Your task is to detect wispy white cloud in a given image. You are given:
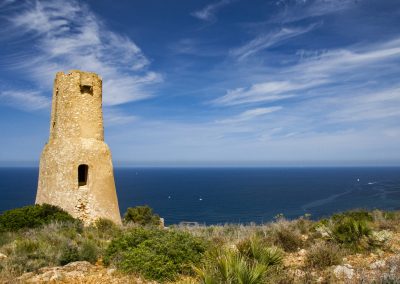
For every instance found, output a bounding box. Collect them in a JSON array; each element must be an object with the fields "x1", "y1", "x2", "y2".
[
  {"x1": 169, "y1": 38, "x2": 225, "y2": 57},
  {"x1": 0, "y1": 0, "x2": 16, "y2": 8},
  {"x1": 230, "y1": 23, "x2": 319, "y2": 60},
  {"x1": 103, "y1": 108, "x2": 137, "y2": 126},
  {"x1": 292, "y1": 42, "x2": 400, "y2": 79},
  {"x1": 215, "y1": 37, "x2": 400, "y2": 106},
  {"x1": 216, "y1": 107, "x2": 282, "y2": 124},
  {"x1": 212, "y1": 80, "x2": 325, "y2": 106},
  {"x1": 191, "y1": 0, "x2": 232, "y2": 22},
  {"x1": 3, "y1": 0, "x2": 161, "y2": 107},
  {"x1": 106, "y1": 111, "x2": 400, "y2": 165},
  {"x1": 324, "y1": 87, "x2": 400, "y2": 122},
  {"x1": 0, "y1": 90, "x2": 50, "y2": 111},
  {"x1": 274, "y1": 0, "x2": 359, "y2": 23}
]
